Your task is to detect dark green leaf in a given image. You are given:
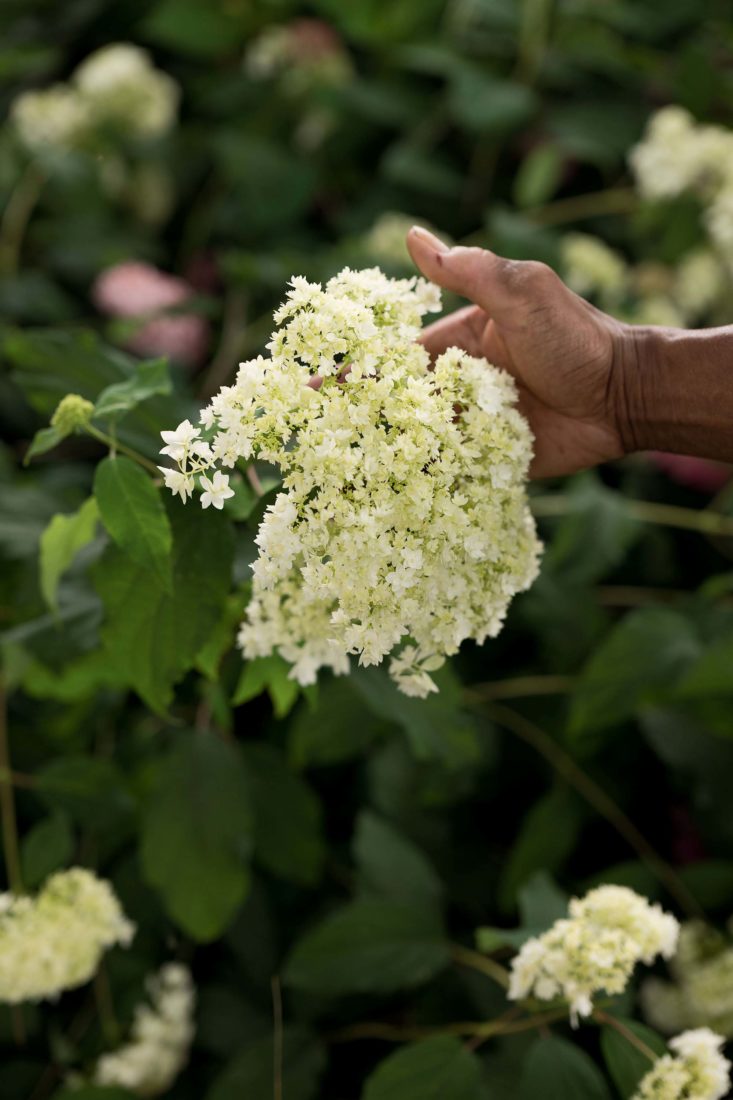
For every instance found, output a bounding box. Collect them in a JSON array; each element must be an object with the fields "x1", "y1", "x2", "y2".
[
  {"x1": 354, "y1": 810, "x2": 443, "y2": 909},
  {"x1": 363, "y1": 1037, "x2": 483, "y2": 1100},
  {"x1": 141, "y1": 732, "x2": 253, "y2": 941},
  {"x1": 288, "y1": 678, "x2": 384, "y2": 767},
  {"x1": 94, "y1": 456, "x2": 172, "y2": 589},
  {"x1": 207, "y1": 1027, "x2": 325, "y2": 1100},
  {"x1": 520, "y1": 1036, "x2": 612, "y2": 1100},
  {"x1": 498, "y1": 787, "x2": 583, "y2": 912},
  {"x1": 601, "y1": 1019, "x2": 665, "y2": 1098},
  {"x1": 285, "y1": 899, "x2": 450, "y2": 995},
  {"x1": 21, "y1": 813, "x2": 74, "y2": 890},
  {"x1": 677, "y1": 632, "x2": 733, "y2": 698},
  {"x1": 36, "y1": 757, "x2": 133, "y2": 829}
]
